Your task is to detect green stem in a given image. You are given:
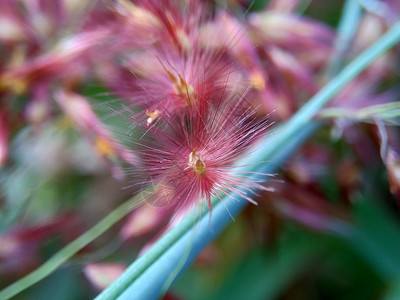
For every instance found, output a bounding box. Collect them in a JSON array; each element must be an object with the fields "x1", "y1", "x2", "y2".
[
  {"x1": 2, "y1": 16, "x2": 400, "y2": 300},
  {"x1": 325, "y1": 0, "x2": 362, "y2": 77},
  {"x1": 0, "y1": 193, "x2": 145, "y2": 300},
  {"x1": 96, "y1": 19, "x2": 400, "y2": 300},
  {"x1": 248, "y1": 19, "x2": 400, "y2": 168},
  {"x1": 95, "y1": 122, "x2": 318, "y2": 300},
  {"x1": 95, "y1": 196, "x2": 212, "y2": 299}
]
